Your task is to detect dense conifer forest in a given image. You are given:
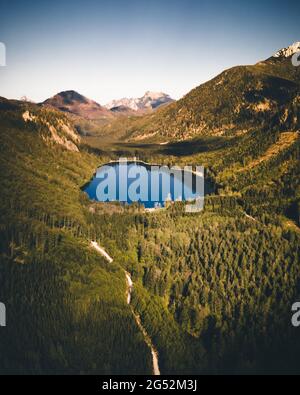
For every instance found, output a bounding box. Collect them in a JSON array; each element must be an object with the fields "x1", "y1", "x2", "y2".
[{"x1": 0, "y1": 91, "x2": 299, "y2": 374}]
